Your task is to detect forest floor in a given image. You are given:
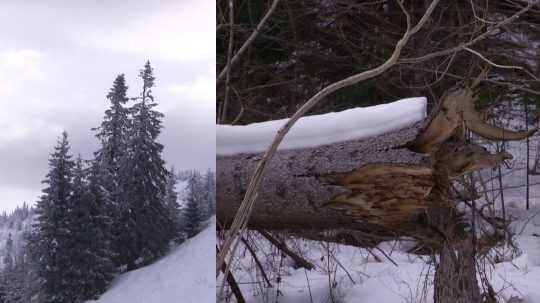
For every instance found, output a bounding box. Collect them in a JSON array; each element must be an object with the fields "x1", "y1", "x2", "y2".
[{"x1": 228, "y1": 205, "x2": 540, "y2": 303}]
